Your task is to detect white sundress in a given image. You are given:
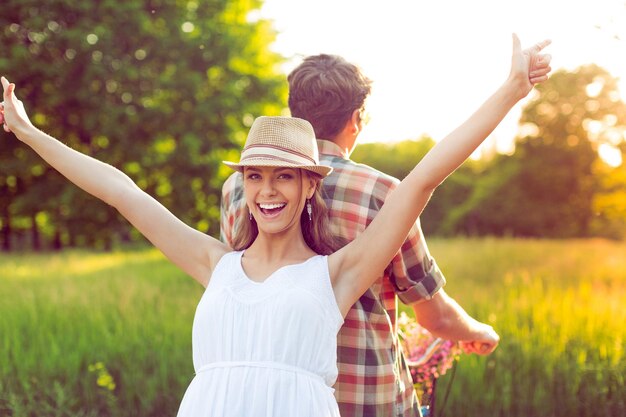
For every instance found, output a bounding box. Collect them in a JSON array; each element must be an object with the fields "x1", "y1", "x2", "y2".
[{"x1": 176, "y1": 251, "x2": 344, "y2": 417}]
